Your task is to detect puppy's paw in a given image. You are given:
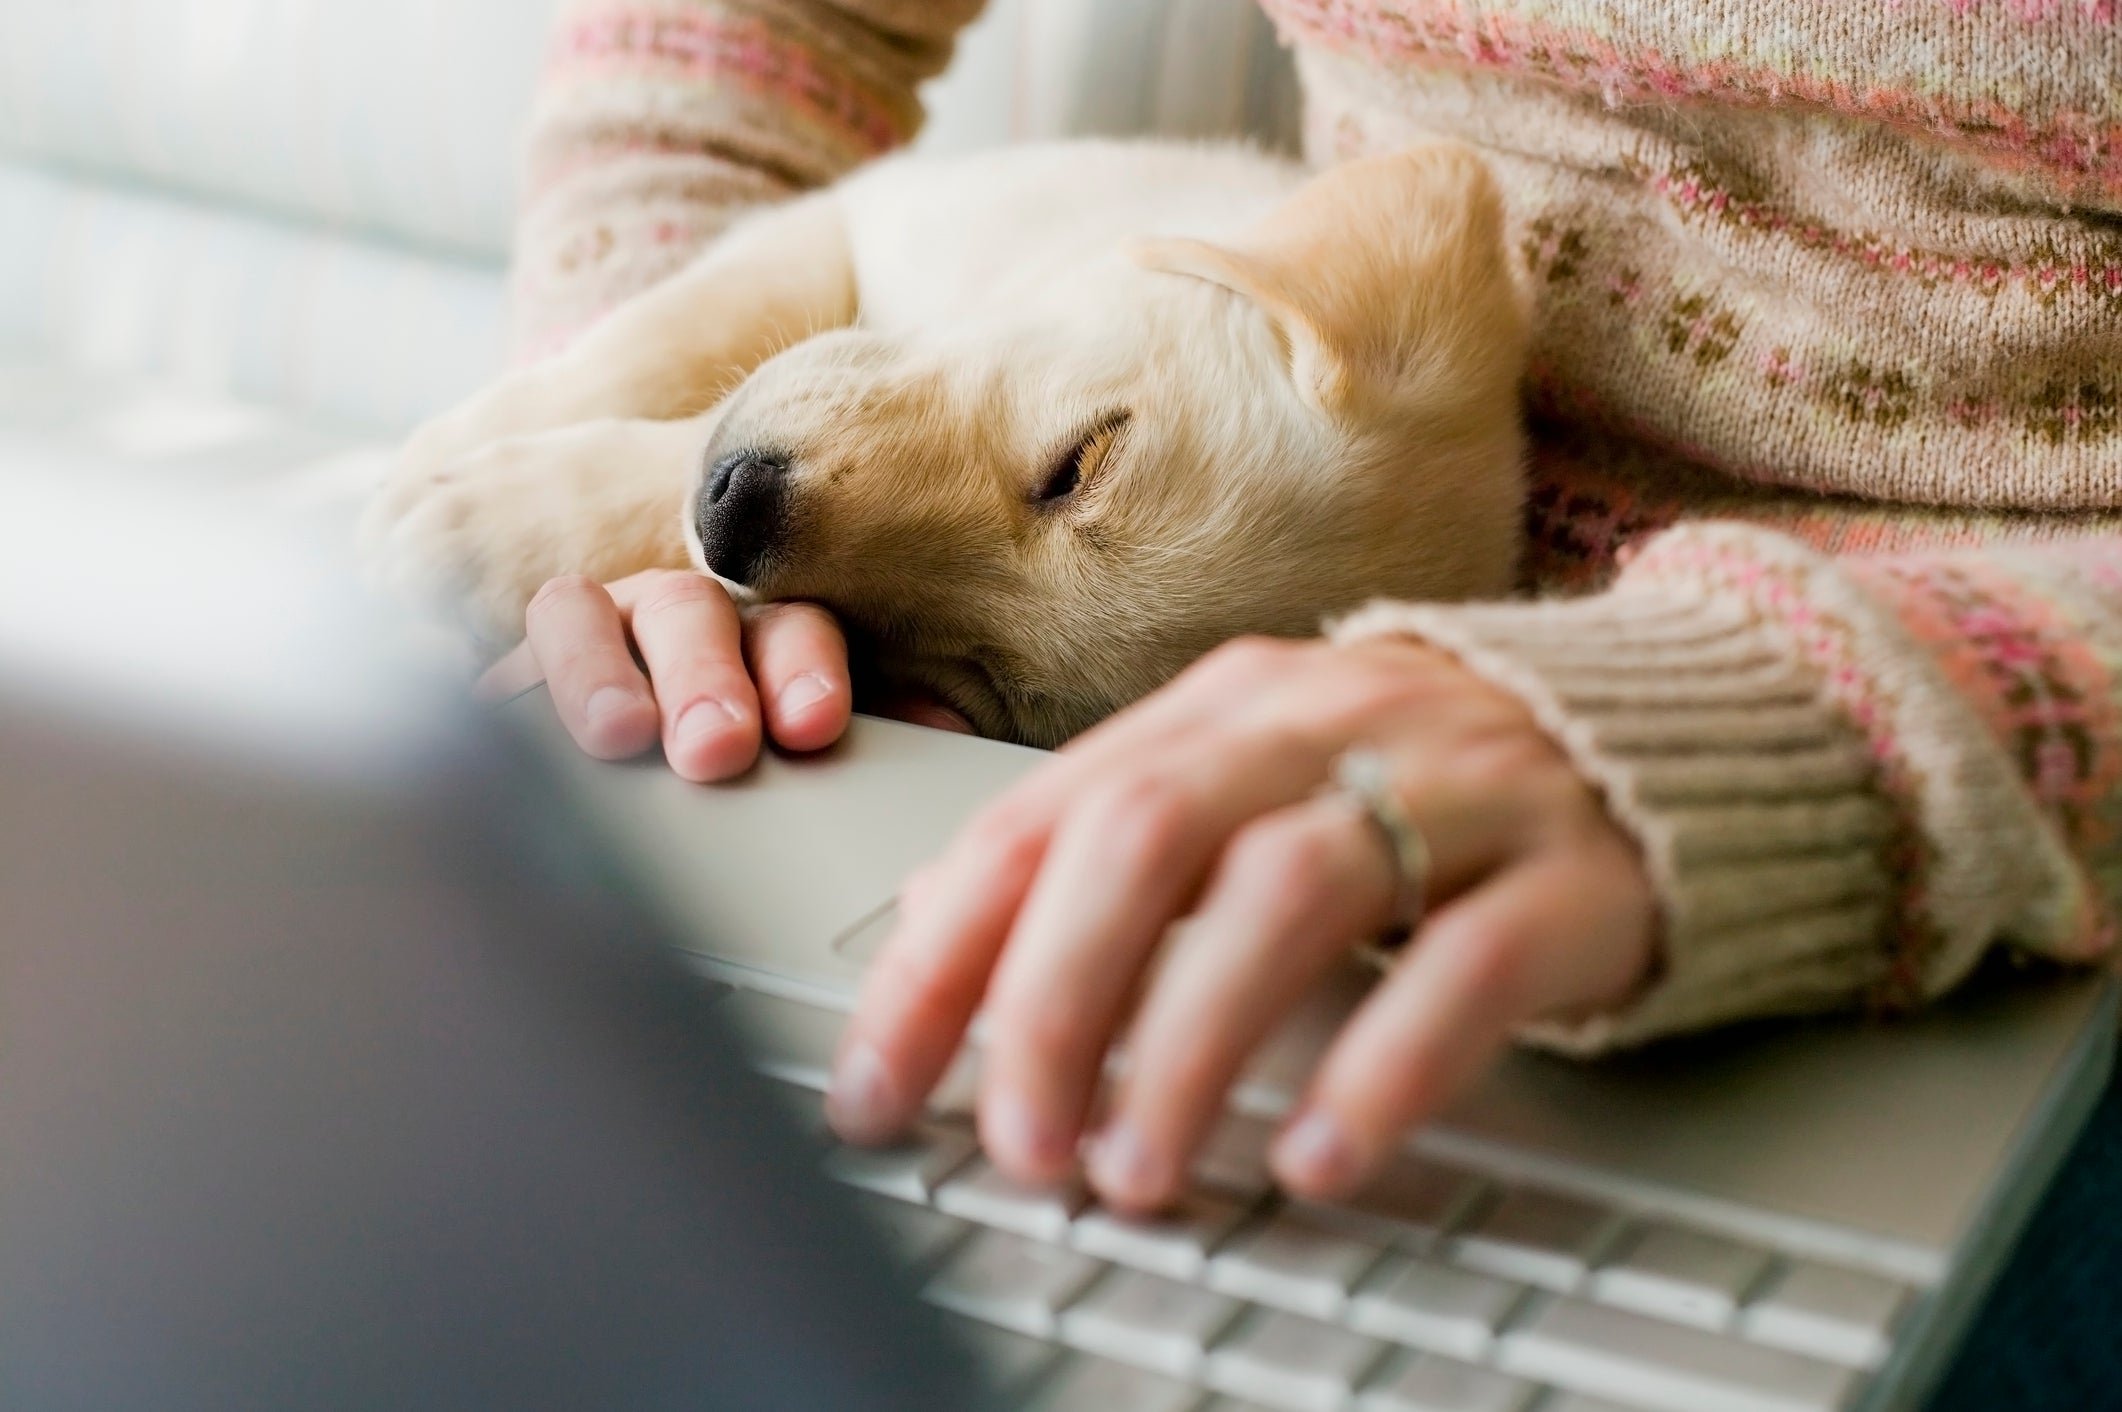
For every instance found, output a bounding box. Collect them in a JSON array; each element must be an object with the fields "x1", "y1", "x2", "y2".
[
  {"x1": 362, "y1": 420, "x2": 693, "y2": 646},
  {"x1": 362, "y1": 390, "x2": 538, "y2": 544},
  {"x1": 362, "y1": 458, "x2": 561, "y2": 647}
]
